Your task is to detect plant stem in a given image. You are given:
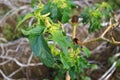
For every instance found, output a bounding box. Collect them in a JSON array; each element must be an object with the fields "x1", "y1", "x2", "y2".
[
  {"x1": 72, "y1": 23, "x2": 77, "y2": 38},
  {"x1": 66, "y1": 71, "x2": 70, "y2": 80},
  {"x1": 82, "y1": 37, "x2": 101, "y2": 45}
]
